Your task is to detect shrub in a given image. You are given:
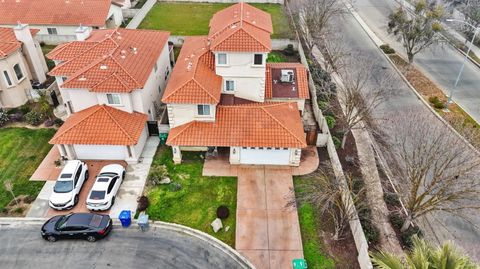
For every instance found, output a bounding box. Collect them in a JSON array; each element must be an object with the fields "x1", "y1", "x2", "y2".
[
  {"x1": 9, "y1": 112, "x2": 24, "y2": 122},
  {"x1": 325, "y1": 115, "x2": 336, "y2": 129},
  {"x1": 428, "y1": 96, "x2": 446, "y2": 109},
  {"x1": 25, "y1": 110, "x2": 43, "y2": 126},
  {"x1": 0, "y1": 109, "x2": 9, "y2": 126},
  {"x1": 53, "y1": 118, "x2": 64, "y2": 127},
  {"x1": 332, "y1": 135, "x2": 342, "y2": 149},
  {"x1": 18, "y1": 104, "x2": 31, "y2": 115},
  {"x1": 148, "y1": 165, "x2": 168, "y2": 186},
  {"x1": 380, "y1": 44, "x2": 395, "y2": 54},
  {"x1": 137, "y1": 195, "x2": 149, "y2": 212},
  {"x1": 362, "y1": 219, "x2": 380, "y2": 245},
  {"x1": 283, "y1": 44, "x2": 295, "y2": 56},
  {"x1": 216, "y1": 205, "x2": 230, "y2": 219},
  {"x1": 401, "y1": 226, "x2": 423, "y2": 248},
  {"x1": 44, "y1": 119, "x2": 54, "y2": 127},
  {"x1": 267, "y1": 53, "x2": 285, "y2": 63},
  {"x1": 317, "y1": 100, "x2": 328, "y2": 110},
  {"x1": 384, "y1": 192, "x2": 402, "y2": 208},
  {"x1": 389, "y1": 213, "x2": 404, "y2": 230}
]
